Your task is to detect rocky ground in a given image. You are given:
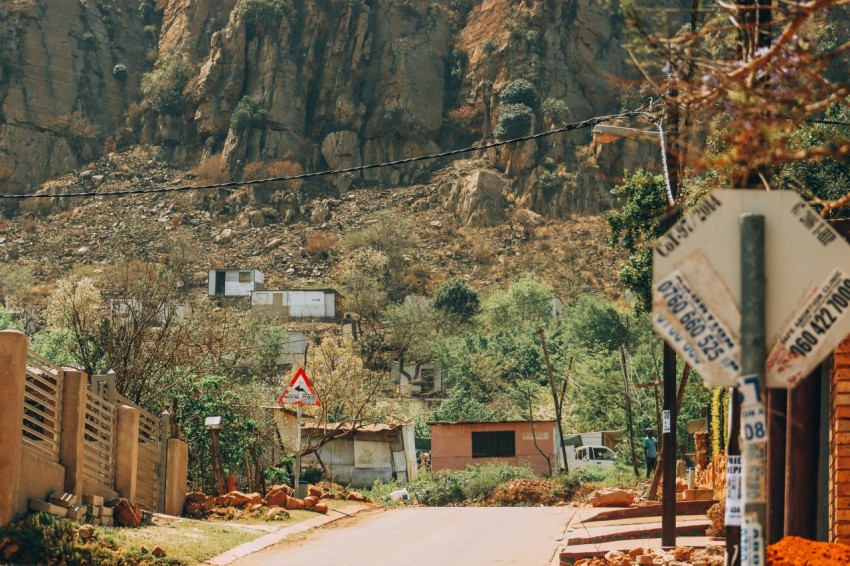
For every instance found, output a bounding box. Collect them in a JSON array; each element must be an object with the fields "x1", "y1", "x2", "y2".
[{"x1": 1, "y1": 146, "x2": 623, "y2": 308}]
